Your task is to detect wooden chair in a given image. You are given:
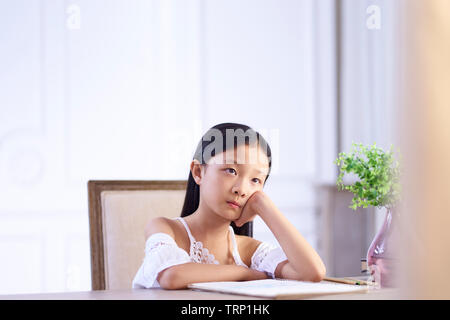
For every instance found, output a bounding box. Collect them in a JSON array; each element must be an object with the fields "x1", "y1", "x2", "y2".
[{"x1": 87, "y1": 180, "x2": 187, "y2": 290}]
